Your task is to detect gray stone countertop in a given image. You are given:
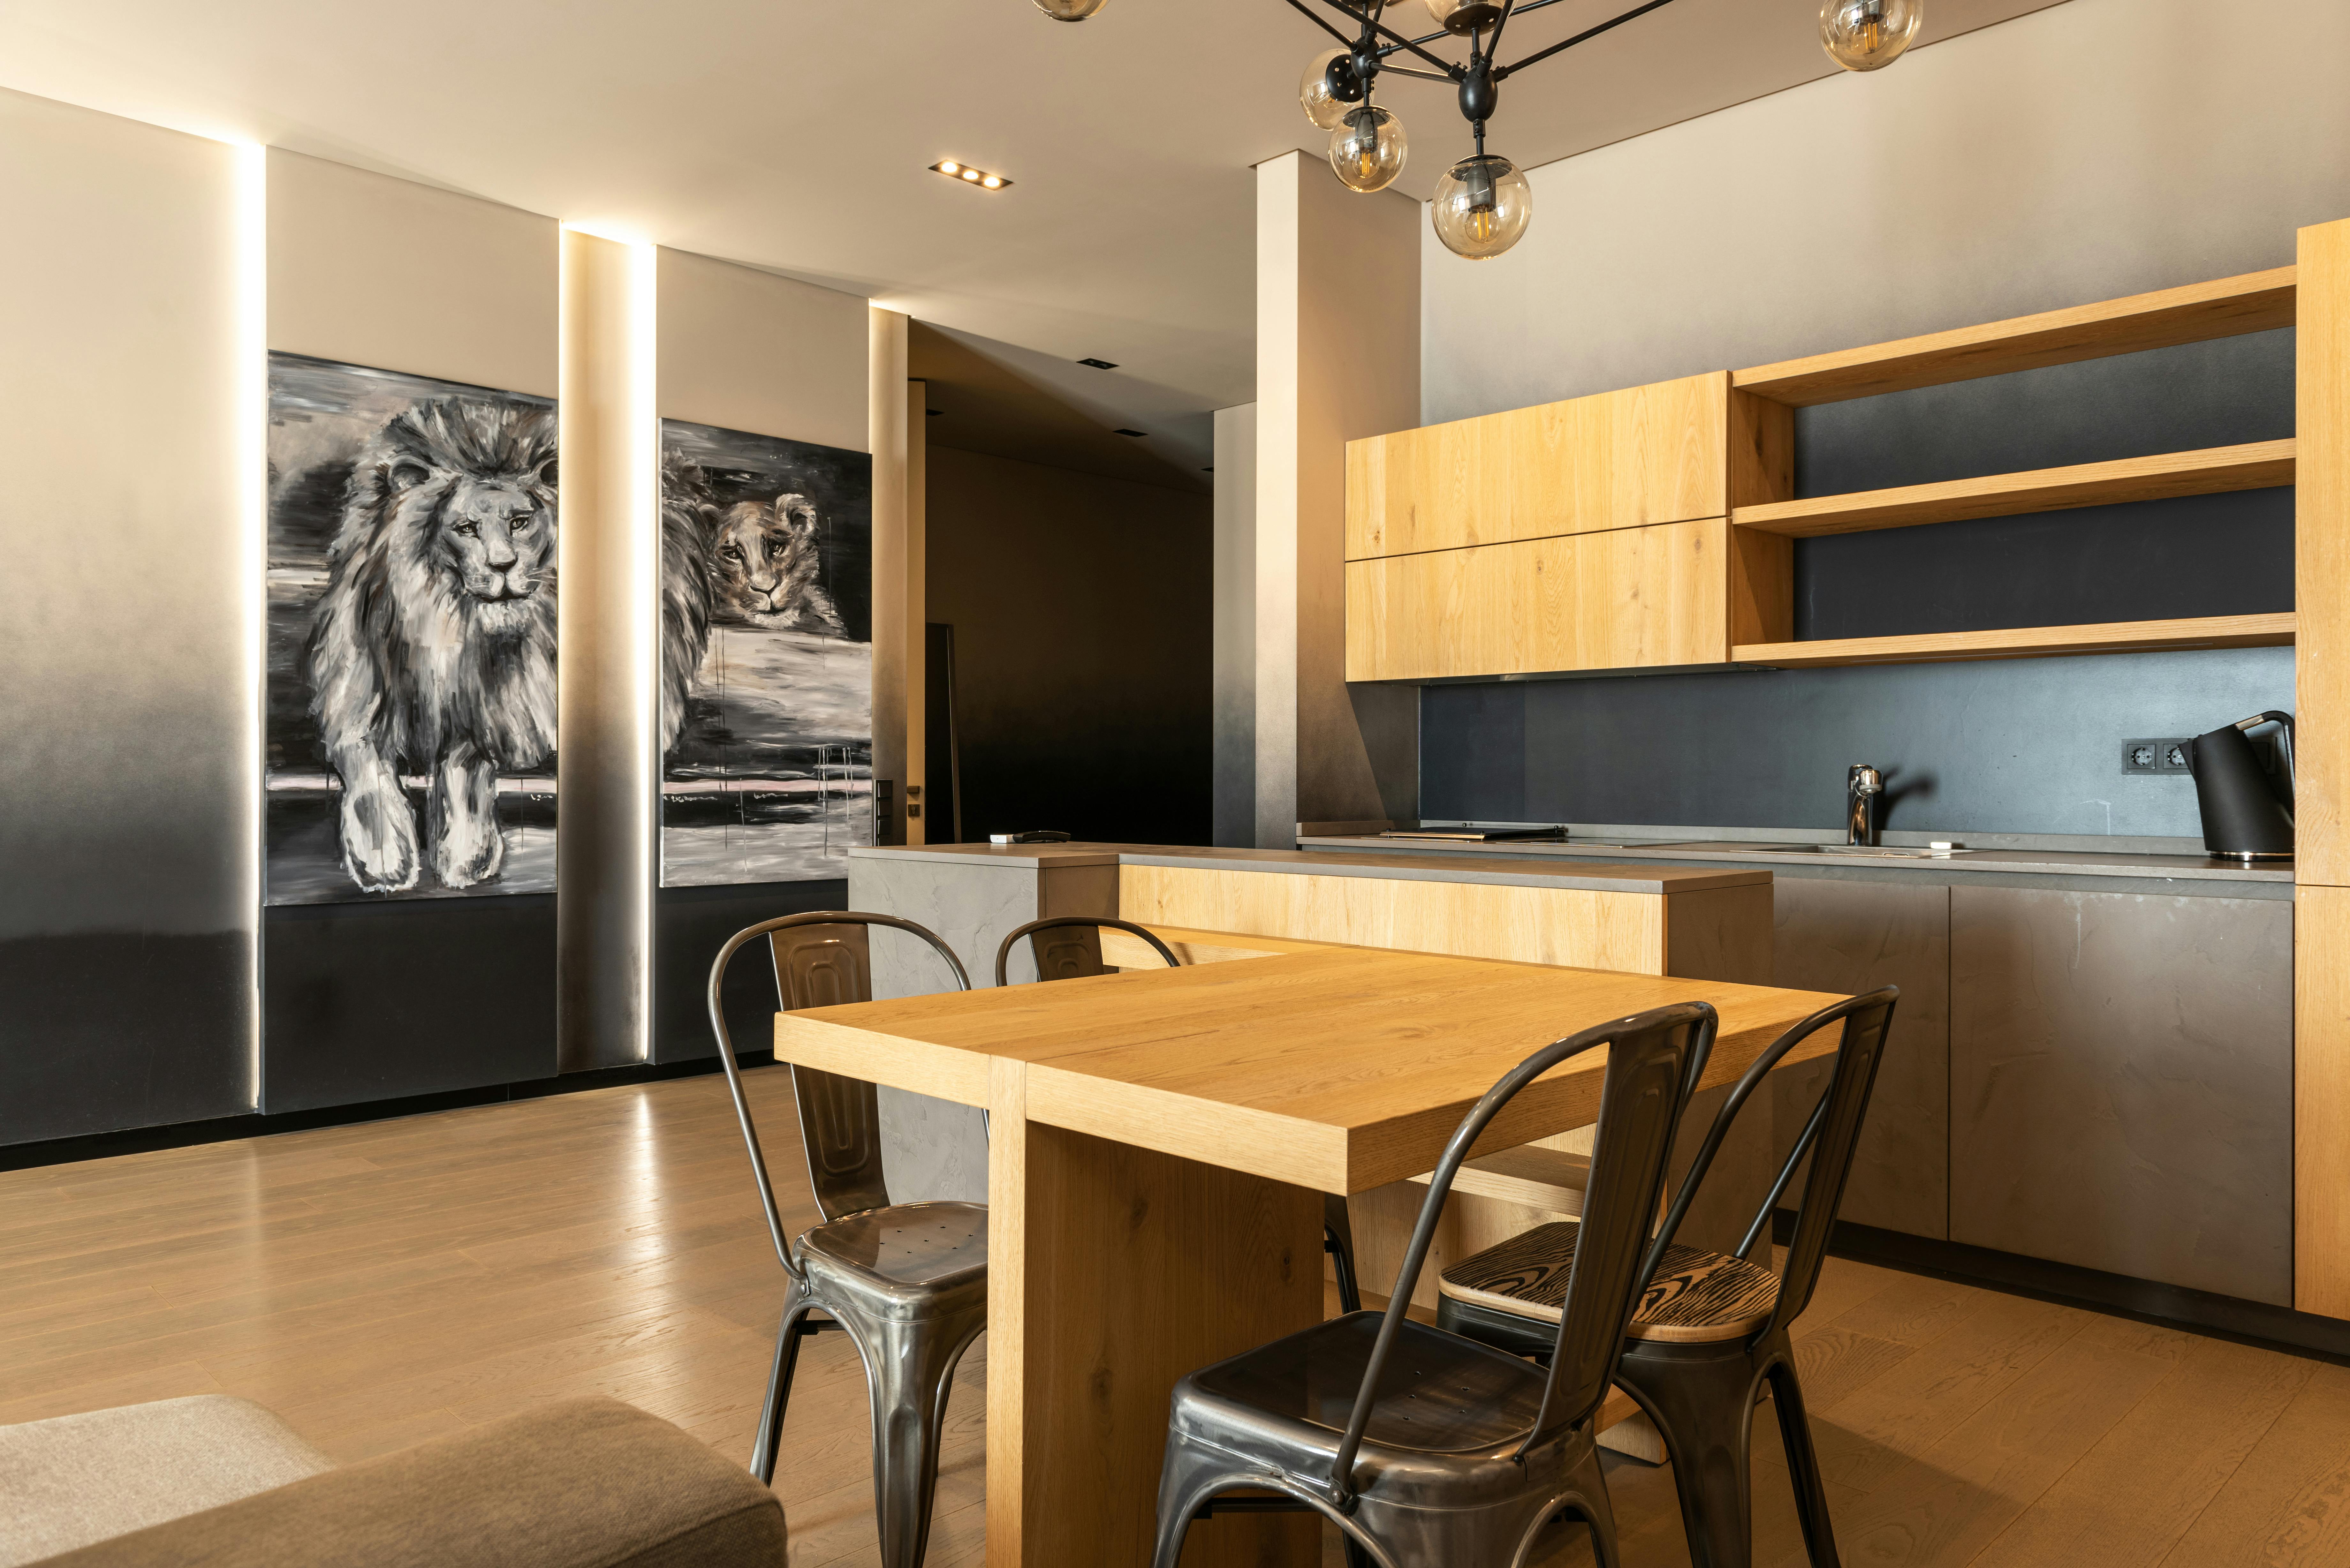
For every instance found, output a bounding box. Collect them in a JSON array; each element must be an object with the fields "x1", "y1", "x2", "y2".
[
  {"x1": 846, "y1": 841, "x2": 1769, "y2": 894},
  {"x1": 1294, "y1": 833, "x2": 2292, "y2": 885}
]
